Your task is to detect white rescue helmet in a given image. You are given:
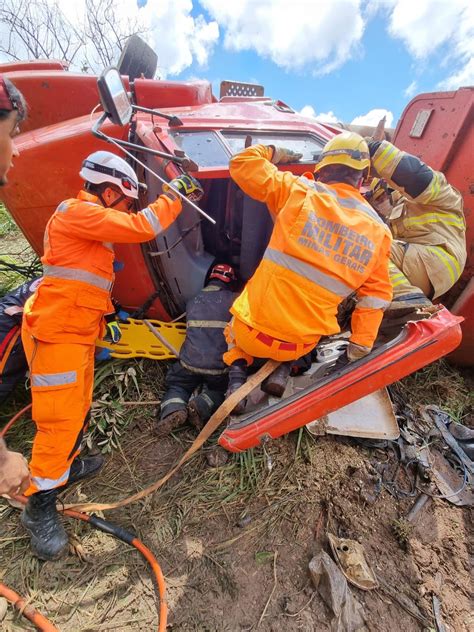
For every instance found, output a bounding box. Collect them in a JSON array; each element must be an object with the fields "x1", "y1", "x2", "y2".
[{"x1": 80, "y1": 151, "x2": 143, "y2": 199}]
